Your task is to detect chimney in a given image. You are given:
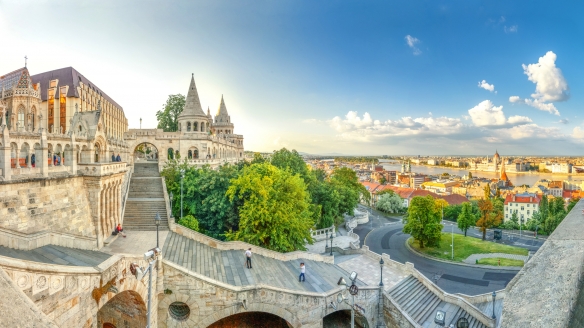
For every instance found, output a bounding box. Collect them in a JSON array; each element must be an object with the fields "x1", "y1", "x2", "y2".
[
  {"x1": 513, "y1": 195, "x2": 516, "y2": 202},
  {"x1": 530, "y1": 196, "x2": 533, "y2": 202}
]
